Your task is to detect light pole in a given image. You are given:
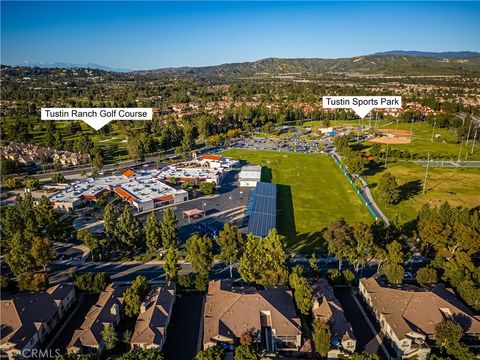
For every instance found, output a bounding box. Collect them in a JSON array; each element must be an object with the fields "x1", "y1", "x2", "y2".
[
  {"x1": 202, "y1": 202, "x2": 207, "y2": 218},
  {"x1": 431, "y1": 121, "x2": 436, "y2": 142}
]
